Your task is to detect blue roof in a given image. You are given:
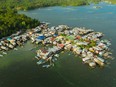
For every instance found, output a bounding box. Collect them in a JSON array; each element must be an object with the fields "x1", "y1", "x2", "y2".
[
  {"x1": 53, "y1": 34, "x2": 58, "y2": 37},
  {"x1": 37, "y1": 36, "x2": 45, "y2": 40},
  {"x1": 7, "y1": 37, "x2": 12, "y2": 41}
]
